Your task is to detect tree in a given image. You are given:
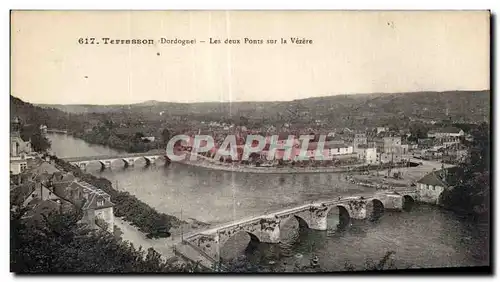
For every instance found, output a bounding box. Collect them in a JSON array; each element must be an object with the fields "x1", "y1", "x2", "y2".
[
  {"x1": 20, "y1": 125, "x2": 51, "y2": 153},
  {"x1": 442, "y1": 122, "x2": 490, "y2": 216},
  {"x1": 10, "y1": 202, "x2": 194, "y2": 273},
  {"x1": 239, "y1": 116, "x2": 249, "y2": 126},
  {"x1": 161, "y1": 128, "x2": 171, "y2": 146},
  {"x1": 408, "y1": 122, "x2": 428, "y2": 142}
]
